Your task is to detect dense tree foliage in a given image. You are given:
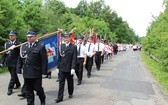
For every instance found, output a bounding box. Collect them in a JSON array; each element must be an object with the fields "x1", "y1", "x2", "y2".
[
  {"x1": 0, "y1": 0, "x2": 139, "y2": 51},
  {"x1": 142, "y1": 1, "x2": 168, "y2": 69}
]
